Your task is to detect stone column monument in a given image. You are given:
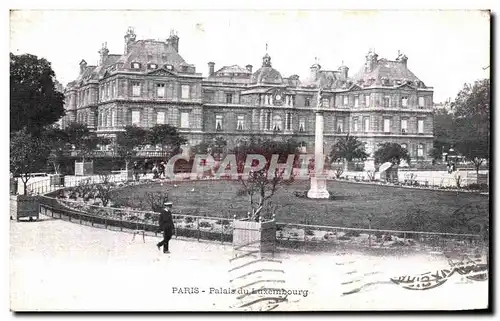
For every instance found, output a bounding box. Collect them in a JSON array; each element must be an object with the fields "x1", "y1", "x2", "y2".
[{"x1": 307, "y1": 88, "x2": 330, "y2": 199}]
